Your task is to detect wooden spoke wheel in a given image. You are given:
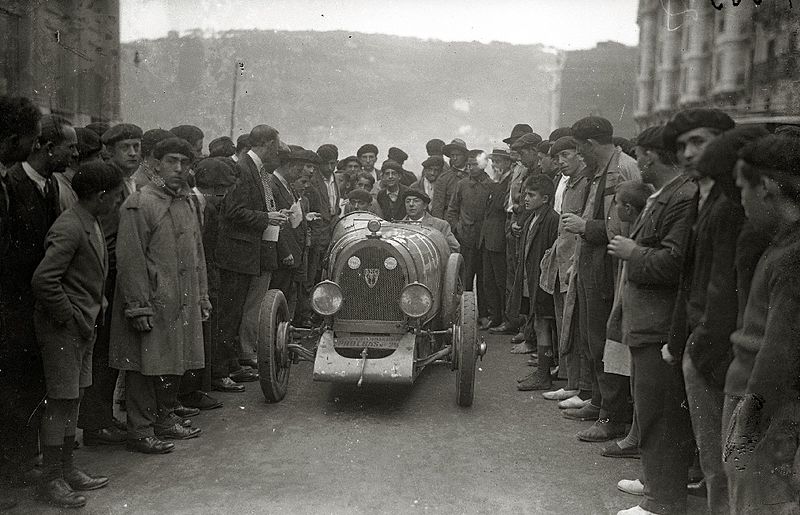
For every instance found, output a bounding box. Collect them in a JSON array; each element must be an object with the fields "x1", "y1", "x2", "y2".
[
  {"x1": 257, "y1": 290, "x2": 291, "y2": 403},
  {"x1": 454, "y1": 292, "x2": 477, "y2": 407}
]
